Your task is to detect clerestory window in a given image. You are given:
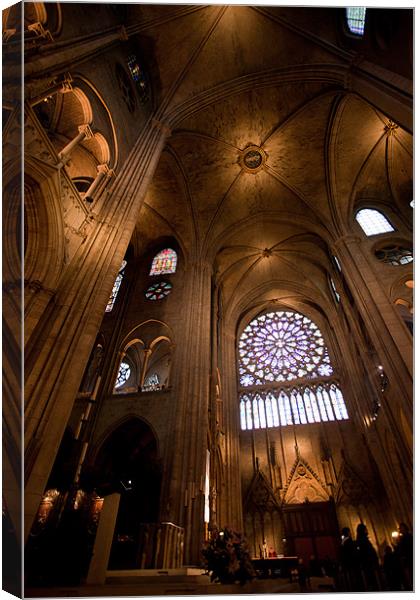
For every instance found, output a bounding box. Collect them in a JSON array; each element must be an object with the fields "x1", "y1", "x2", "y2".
[
  {"x1": 115, "y1": 361, "x2": 131, "y2": 389},
  {"x1": 355, "y1": 209, "x2": 395, "y2": 236},
  {"x1": 150, "y1": 248, "x2": 177, "y2": 275},
  {"x1": 346, "y1": 7, "x2": 366, "y2": 36},
  {"x1": 238, "y1": 310, "x2": 349, "y2": 430}
]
